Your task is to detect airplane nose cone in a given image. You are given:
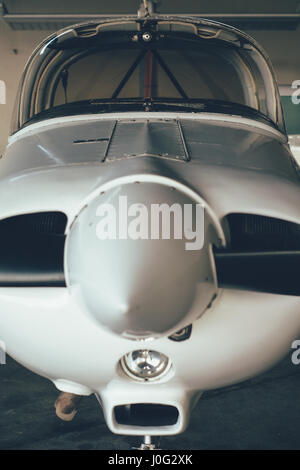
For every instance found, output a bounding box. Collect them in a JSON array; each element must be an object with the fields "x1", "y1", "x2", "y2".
[{"x1": 65, "y1": 176, "x2": 220, "y2": 339}]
